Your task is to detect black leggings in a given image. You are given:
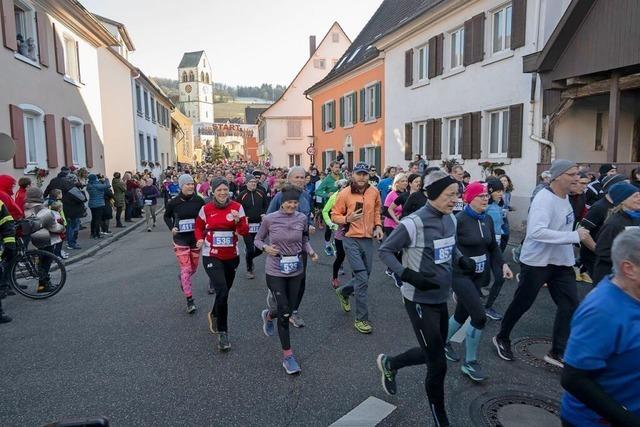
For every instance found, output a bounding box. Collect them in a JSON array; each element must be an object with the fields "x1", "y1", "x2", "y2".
[
  {"x1": 266, "y1": 274, "x2": 303, "y2": 350},
  {"x1": 332, "y1": 239, "x2": 346, "y2": 280},
  {"x1": 90, "y1": 207, "x2": 103, "y2": 237},
  {"x1": 324, "y1": 226, "x2": 332, "y2": 242},
  {"x1": 452, "y1": 274, "x2": 487, "y2": 330},
  {"x1": 293, "y1": 252, "x2": 307, "y2": 311},
  {"x1": 388, "y1": 299, "x2": 448, "y2": 421},
  {"x1": 203, "y1": 256, "x2": 239, "y2": 332},
  {"x1": 485, "y1": 264, "x2": 506, "y2": 310},
  {"x1": 243, "y1": 233, "x2": 263, "y2": 272}
]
